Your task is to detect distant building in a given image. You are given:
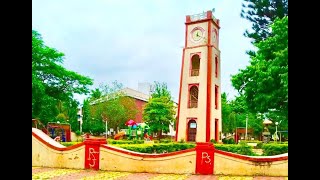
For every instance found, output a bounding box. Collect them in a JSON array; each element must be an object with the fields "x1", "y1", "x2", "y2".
[
  {"x1": 85, "y1": 87, "x2": 177, "y2": 137},
  {"x1": 138, "y1": 82, "x2": 155, "y2": 96},
  {"x1": 119, "y1": 87, "x2": 150, "y2": 123},
  {"x1": 89, "y1": 87, "x2": 150, "y2": 123}
]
